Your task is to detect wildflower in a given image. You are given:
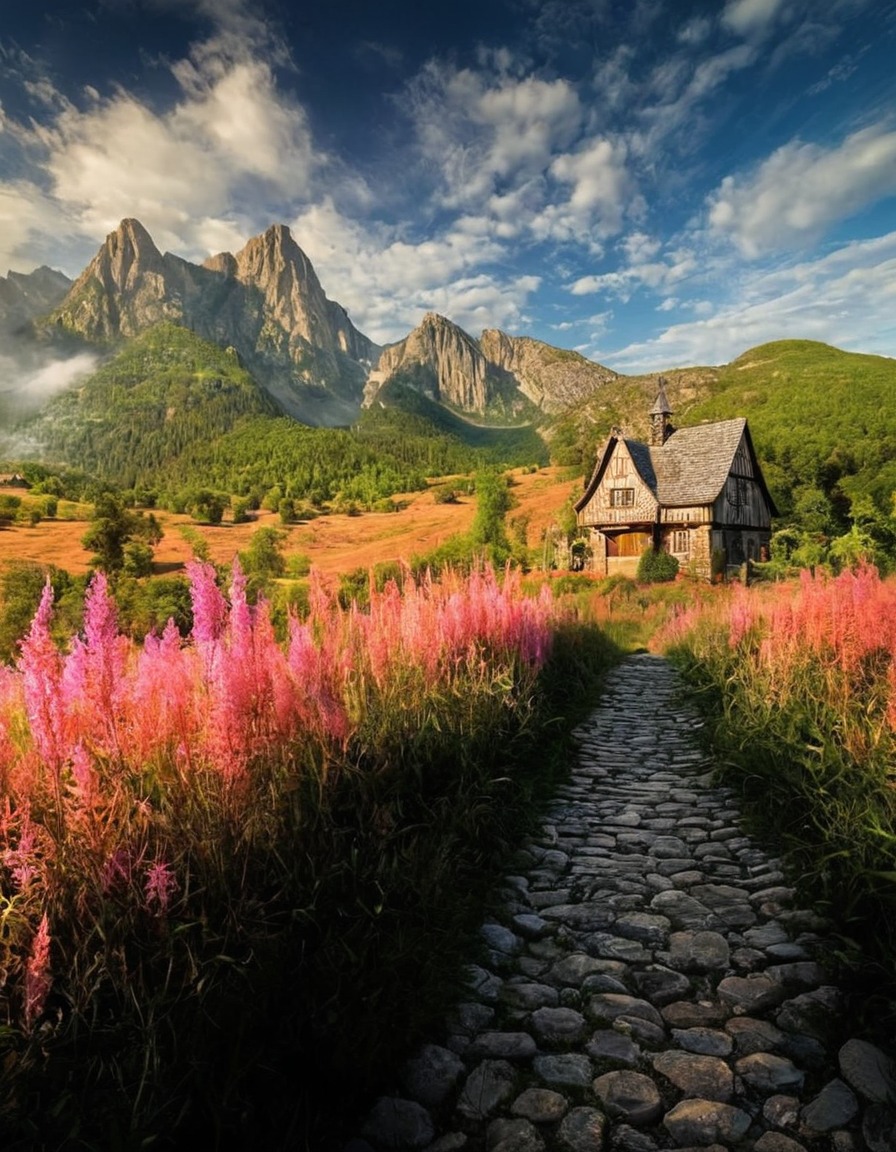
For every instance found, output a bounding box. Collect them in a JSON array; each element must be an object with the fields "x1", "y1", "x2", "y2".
[
  {"x1": 144, "y1": 860, "x2": 178, "y2": 916},
  {"x1": 24, "y1": 914, "x2": 52, "y2": 1030}
]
